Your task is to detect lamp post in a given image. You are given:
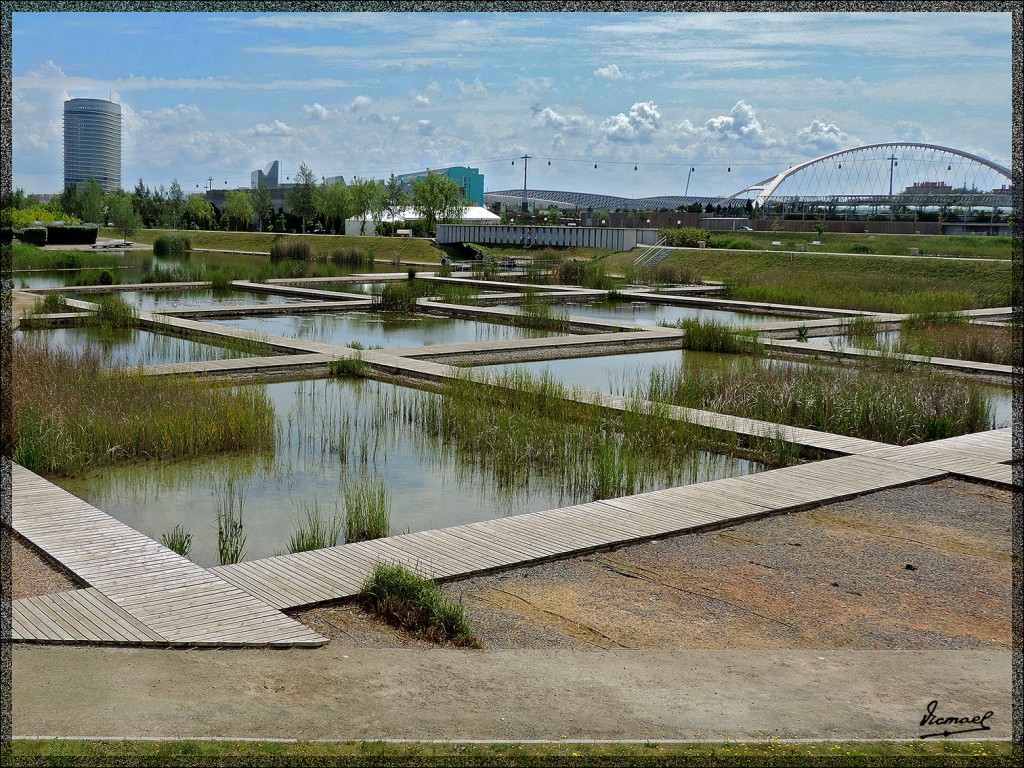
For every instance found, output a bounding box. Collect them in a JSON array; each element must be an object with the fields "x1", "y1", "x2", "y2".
[
  {"x1": 684, "y1": 166, "x2": 695, "y2": 196},
  {"x1": 520, "y1": 154, "x2": 531, "y2": 213}
]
